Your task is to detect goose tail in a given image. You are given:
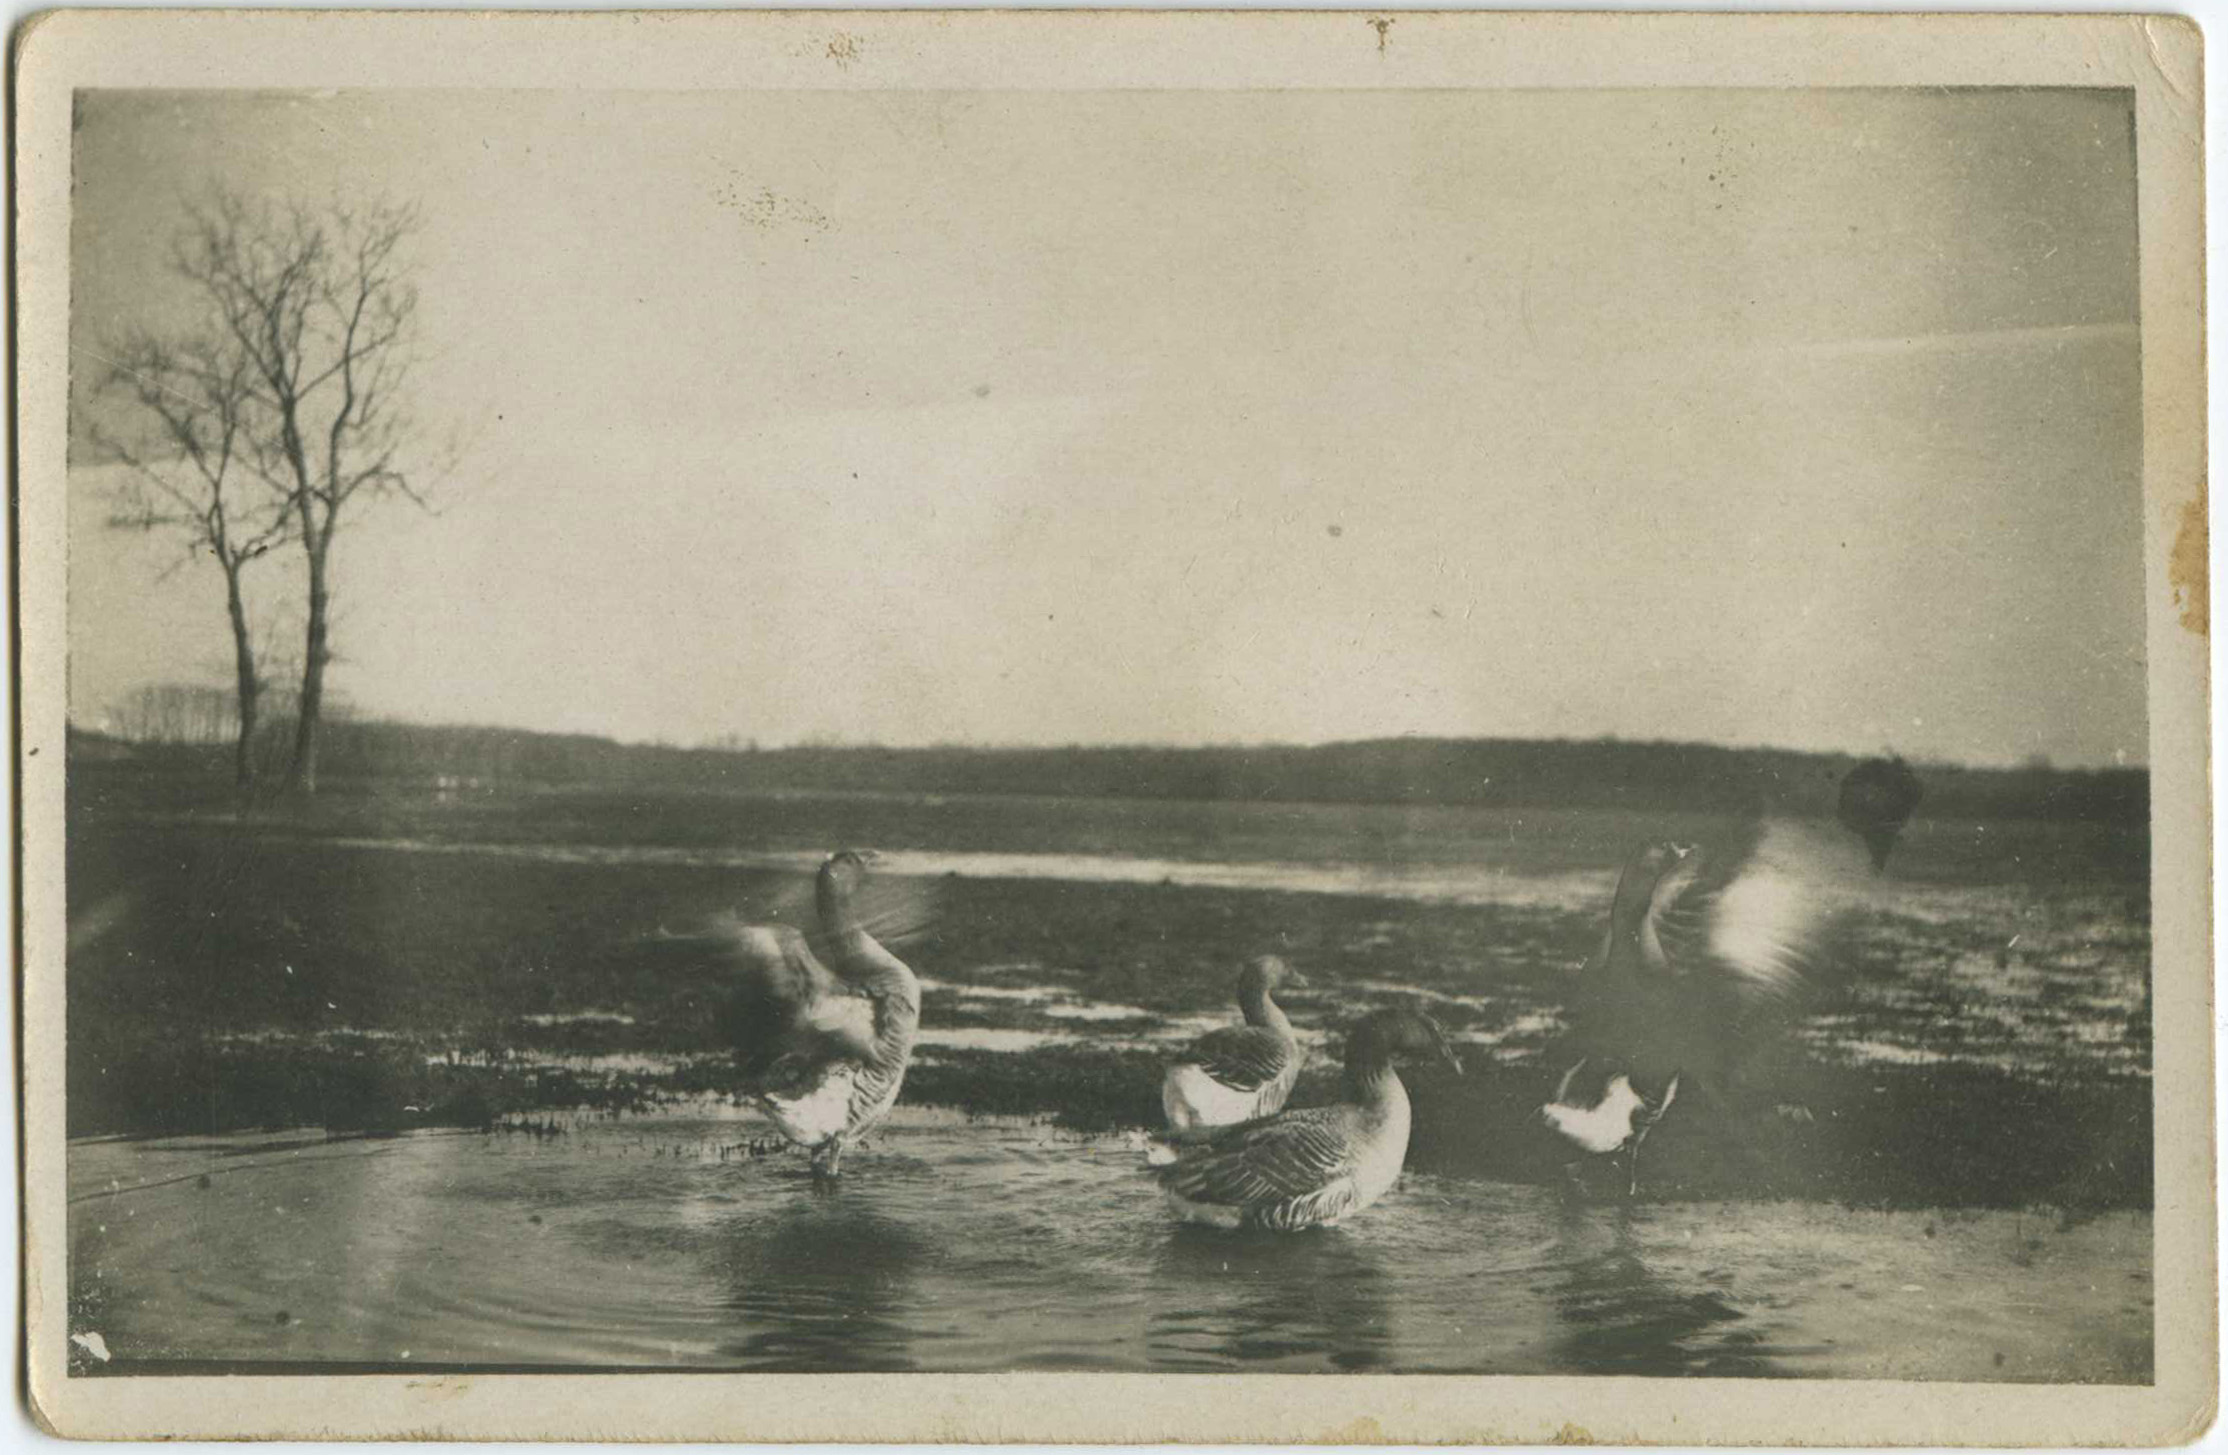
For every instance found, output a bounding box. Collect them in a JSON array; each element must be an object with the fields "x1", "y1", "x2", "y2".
[{"x1": 1145, "y1": 1123, "x2": 1225, "y2": 1166}]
